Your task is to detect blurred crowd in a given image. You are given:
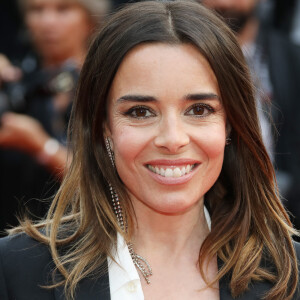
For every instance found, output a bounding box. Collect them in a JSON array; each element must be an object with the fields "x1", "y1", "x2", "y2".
[
  {"x1": 0, "y1": 0, "x2": 300, "y2": 235},
  {"x1": 0, "y1": 0, "x2": 112, "y2": 235}
]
